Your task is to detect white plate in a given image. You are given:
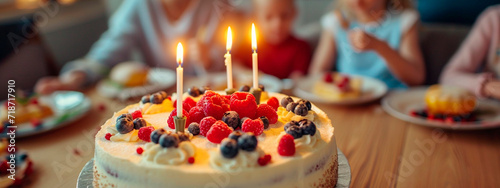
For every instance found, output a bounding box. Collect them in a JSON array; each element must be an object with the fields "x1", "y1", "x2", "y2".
[
  {"x1": 382, "y1": 87, "x2": 500, "y2": 130},
  {"x1": 97, "y1": 68, "x2": 176, "y2": 100},
  {"x1": 294, "y1": 74, "x2": 388, "y2": 105},
  {"x1": 1, "y1": 91, "x2": 91, "y2": 138},
  {"x1": 185, "y1": 72, "x2": 283, "y2": 92}
]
